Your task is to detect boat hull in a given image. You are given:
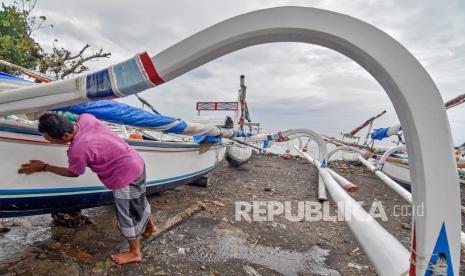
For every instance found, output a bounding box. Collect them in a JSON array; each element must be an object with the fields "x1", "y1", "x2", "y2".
[
  {"x1": 380, "y1": 161, "x2": 411, "y2": 191},
  {"x1": 0, "y1": 122, "x2": 225, "y2": 217},
  {"x1": 225, "y1": 144, "x2": 252, "y2": 167}
]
